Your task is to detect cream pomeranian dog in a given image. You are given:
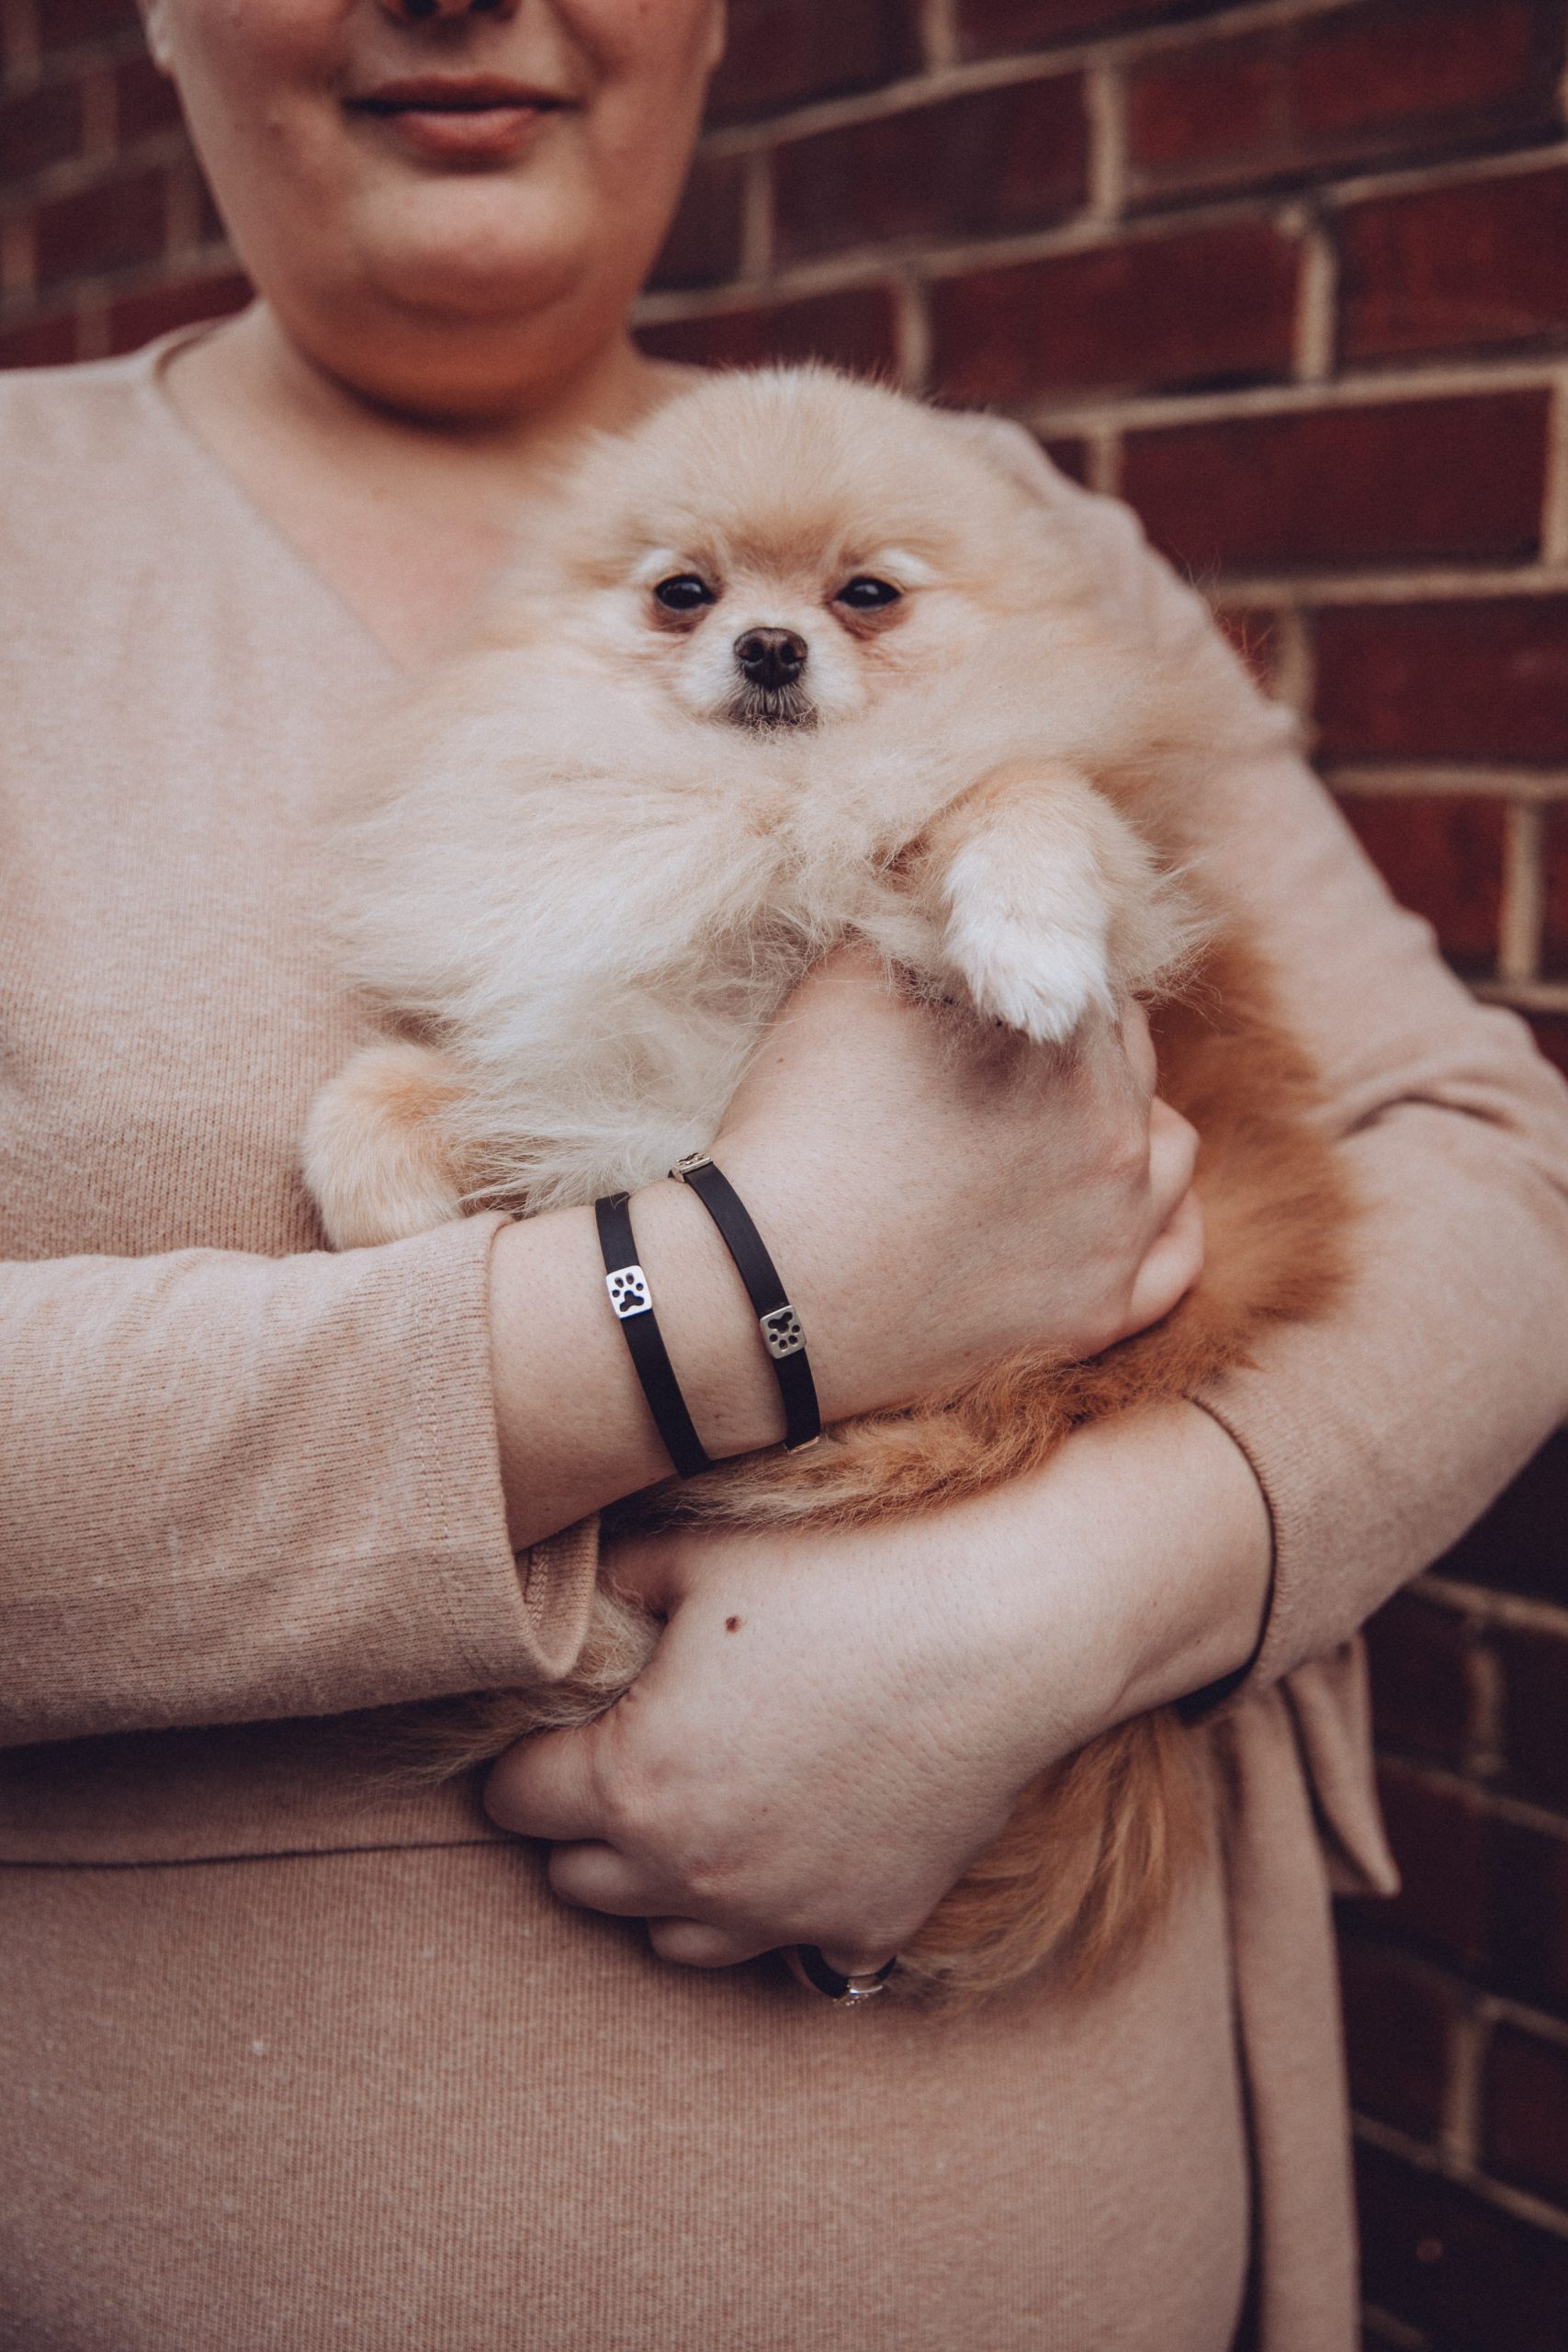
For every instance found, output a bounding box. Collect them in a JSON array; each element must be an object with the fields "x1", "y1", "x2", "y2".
[{"x1": 305, "y1": 368, "x2": 1353, "y2": 2001}]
